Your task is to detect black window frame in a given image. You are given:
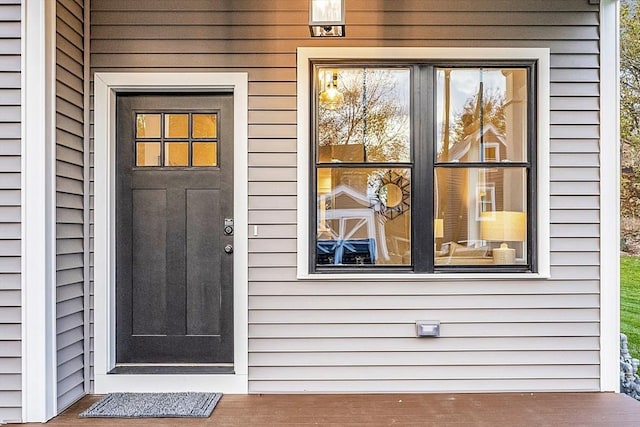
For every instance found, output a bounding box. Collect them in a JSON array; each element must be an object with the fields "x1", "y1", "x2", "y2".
[{"x1": 309, "y1": 60, "x2": 538, "y2": 274}]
